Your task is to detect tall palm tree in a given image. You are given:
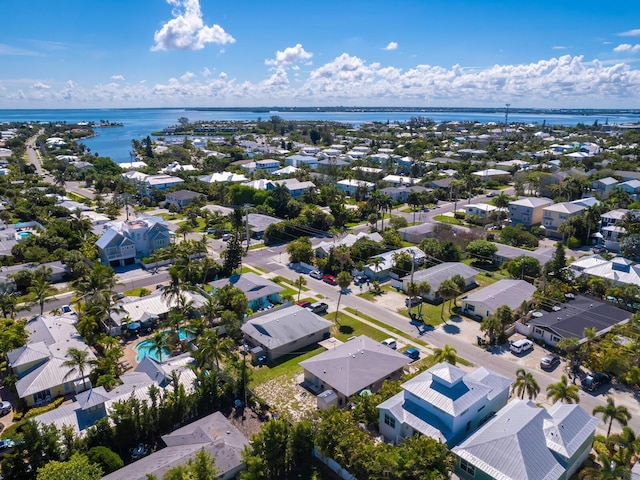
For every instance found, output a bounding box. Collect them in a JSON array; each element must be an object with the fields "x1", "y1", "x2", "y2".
[
  {"x1": 62, "y1": 347, "x2": 93, "y2": 391},
  {"x1": 450, "y1": 274, "x2": 466, "y2": 311},
  {"x1": 175, "y1": 223, "x2": 194, "y2": 242},
  {"x1": 406, "y1": 282, "x2": 419, "y2": 317},
  {"x1": 492, "y1": 192, "x2": 511, "y2": 225},
  {"x1": 480, "y1": 316, "x2": 502, "y2": 345},
  {"x1": 578, "y1": 452, "x2": 631, "y2": 480},
  {"x1": 513, "y1": 368, "x2": 540, "y2": 400},
  {"x1": 293, "y1": 275, "x2": 307, "y2": 302},
  {"x1": 195, "y1": 329, "x2": 231, "y2": 371},
  {"x1": 28, "y1": 275, "x2": 57, "y2": 316},
  {"x1": 369, "y1": 256, "x2": 384, "y2": 279},
  {"x1": 437, "y1": 278, "x2": 459, "y2": 320},
  {"x1": 433, "y1": 344, "x2": 457, "y2": 365},
  {"x1": 546, "y1": 375, "x2": 580, "y2": 404},
  {"x1": 593, "y1": 396, "x2": 632, "y2": 438},
  {"x1": 149, "y1": 331, "x2": 169, "y2": 364},
  {"x1": 335, "y1": 271, "x2": 353, "y2": 324},
  {"x1": 417, "y1": 281, "x2": 431, "y2": 318},
  {"x1": 72, "y1": 264, "x2": 119, "y2": 306}
]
